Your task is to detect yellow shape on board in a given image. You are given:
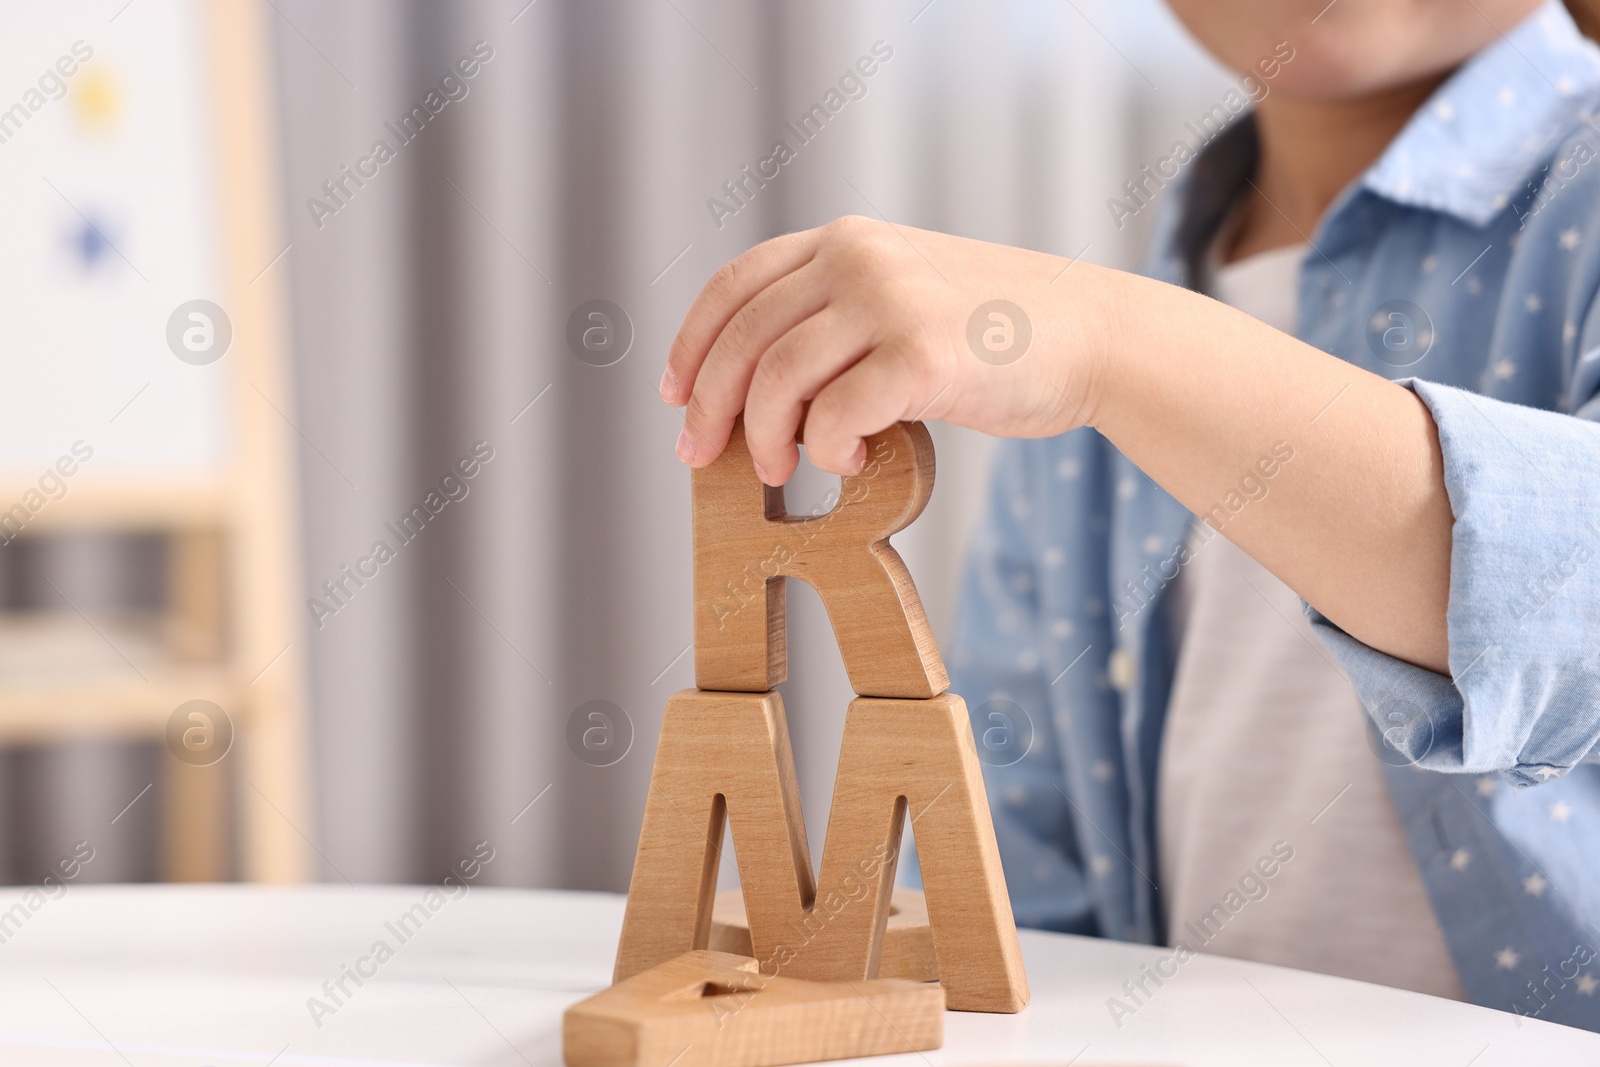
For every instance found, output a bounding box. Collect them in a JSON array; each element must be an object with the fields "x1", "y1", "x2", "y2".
[{"x1": 72, "y1": 66, "x2": 121, "y2": 131}]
